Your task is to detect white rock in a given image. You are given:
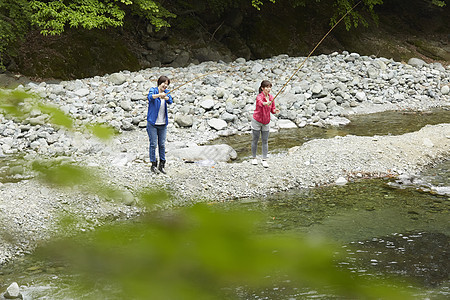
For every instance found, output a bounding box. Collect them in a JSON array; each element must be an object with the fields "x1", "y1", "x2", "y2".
[
  {"x1": 355, "y1": 91, "x2": 366, "y2": 101},
  {"x1": 441, "y1": 85, "x2": 449, "y2": 95},
  {"x1": 311, "y1": 83, "x2": 323, "y2": 94},
  {"x1": 111, "y1": 153, "x2": 136, "y2": 167},
  {"x1": 408, "y1": 58, "x2": 426, "y2": 68},
  {"x1": 208, "y1": 118, "x2": 227, "y2": 130},
  {"x1": 200, "y1": 97, "x2": 215, "y2": 110},
  {"x1": 251, "y1": 63, "x2": 263, "y2": 73},
  {"x1": 326, "y1": 117, "x2": 351, "y2": 126},
  {"x1": 109, "y1": 73, "x2": 127, "y2": 85},
  {"x1": 168, "y1": 144, "x2": 237, "y2": 162},
  {"x1": 74, "y1": 88, "x2": 90, "y2": 97},
  {"x1": 278, "y1": 119, "x2": 297, "y2": 129},
  {"x1": 335, "y1": 176, "x2": 348, "y2": 185},
  {"x1": 5, "y1": 282, "x2": 21, "y2": 299}
]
